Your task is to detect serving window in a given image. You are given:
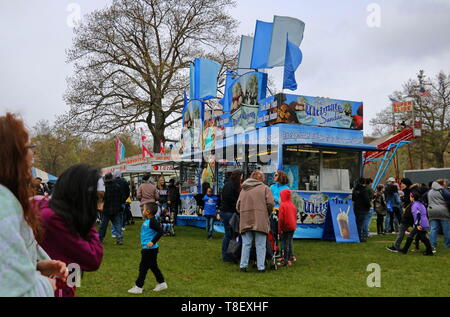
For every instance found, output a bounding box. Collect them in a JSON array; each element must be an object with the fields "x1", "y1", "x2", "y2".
[{"x1": 283, "y1": 145, "x2": 362, "y2": 192}]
